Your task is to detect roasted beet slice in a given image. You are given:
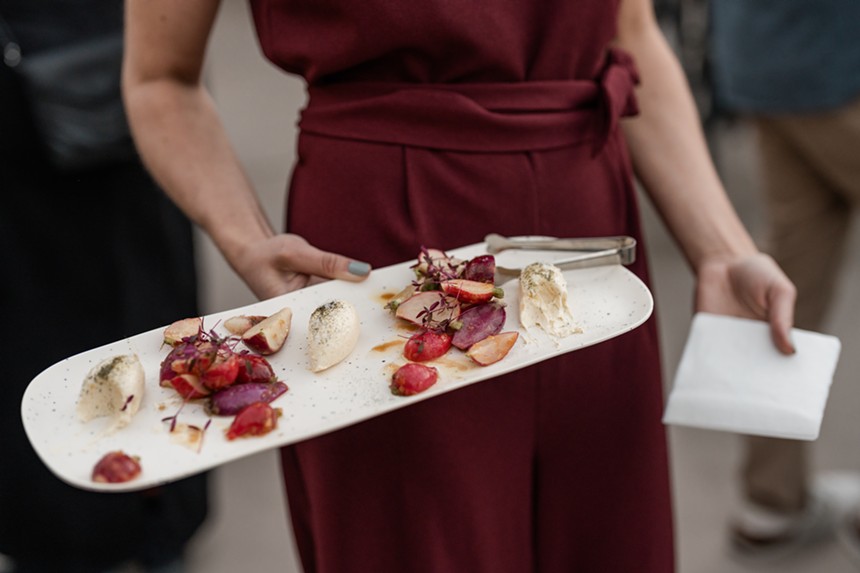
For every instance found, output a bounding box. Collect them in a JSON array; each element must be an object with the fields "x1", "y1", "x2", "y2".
[
  {"x1": 209, "y1": 382, "x2": 288, "y2": 416},
  {"x1": 463, "y1": 254, "x2": 496, "y2": 283},
  {"x1": 451, "y1": 302, "x2": 506, "y2": 350}
]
